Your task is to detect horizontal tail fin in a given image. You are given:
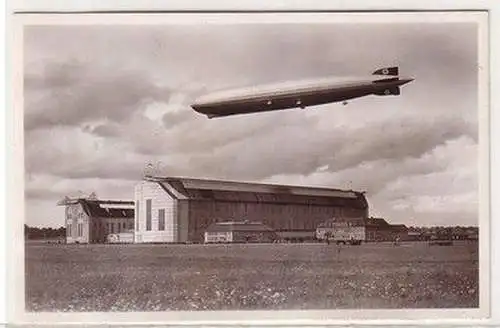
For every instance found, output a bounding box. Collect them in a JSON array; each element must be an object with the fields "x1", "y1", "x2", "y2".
[
  {"x1": 374, "y1": 87, "x2": 400, "y2": 96},
  {"x1": 372, "y1": 67, "x2": 399, "y2": 76}
]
